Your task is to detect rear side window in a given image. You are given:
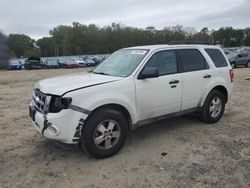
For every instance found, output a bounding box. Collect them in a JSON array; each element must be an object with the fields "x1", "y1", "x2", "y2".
[
  {"x1": 179, "y1": 49, "x2": 207, "y2": 72},
  {"x1": 205, "y1": 49, "x2": 228, "y2": 67}
]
